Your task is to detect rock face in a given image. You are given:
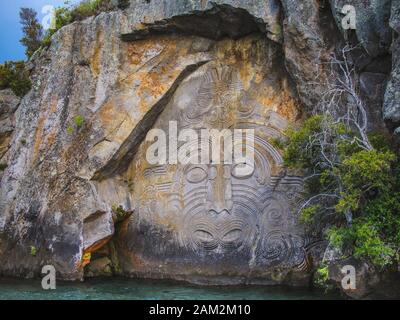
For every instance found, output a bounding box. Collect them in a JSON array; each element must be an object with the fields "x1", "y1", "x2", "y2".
[
  {"x1": 0, "y1": 90, "x2": 20, "y2": 169},
  {"x1": 109, "y1": 36, "x2": 310, "y2": 285},
  {"x1": 0, "y1": 0, "x2": 398, "y2": 293},
  {"x1": 328, "y1": 258, "x2": 400, "y2": 299},
  {"x1": 384, "y1": 1, "x2": 400, "y2": 132}
]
